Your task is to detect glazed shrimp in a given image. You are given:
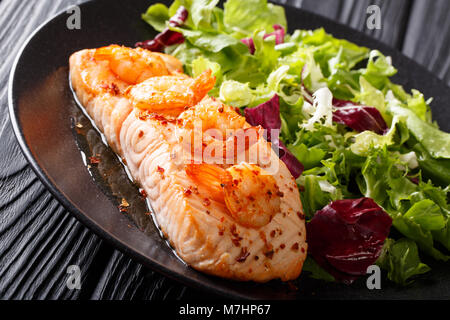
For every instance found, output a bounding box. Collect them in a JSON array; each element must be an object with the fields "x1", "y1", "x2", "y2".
[
  {"x1": 179, "y1": 96, "x2": 246, "y2": 133},
  {"x1": 152, "y1": 52, "x2": 184, "y2": 74},
  {"x1": 186, "y1": 162, "x2": 281, "y2": 228},
  {"x1": 126, "y1": 69, "x2": 216, "y2": 116},
  {"x1": 94, "y1": 45, "x2": 174, "y2": 84},
  {"x1": 177, "y1": 97, "x2": 262, "y2": 164}
]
